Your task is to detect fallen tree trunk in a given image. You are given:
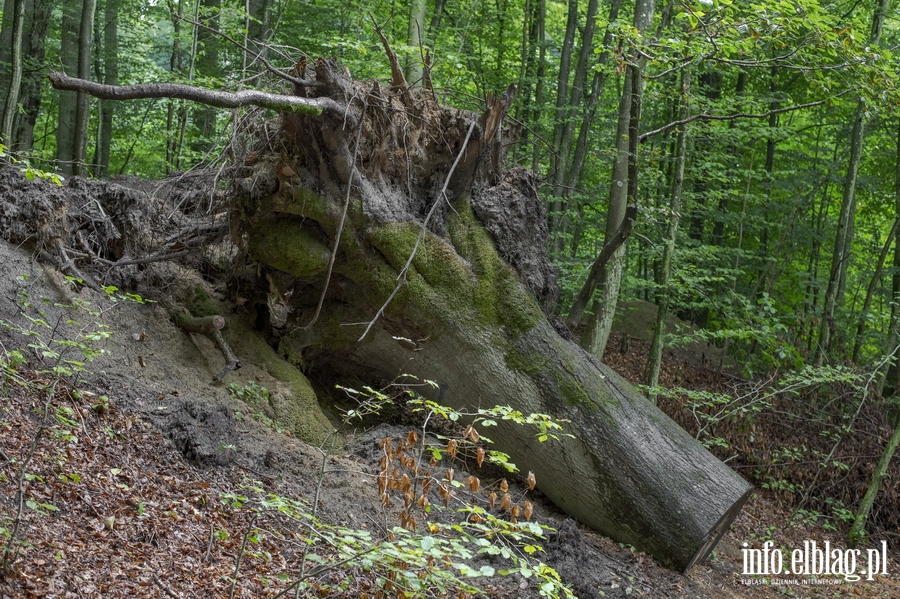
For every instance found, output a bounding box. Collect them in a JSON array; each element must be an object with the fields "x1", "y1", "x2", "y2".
[
  {"x1": 49, "y1": 60, "x2": 753, "y2": 571},
  {"x1": 230, "y1": 58, "x2": 752, "y2": 571}
]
